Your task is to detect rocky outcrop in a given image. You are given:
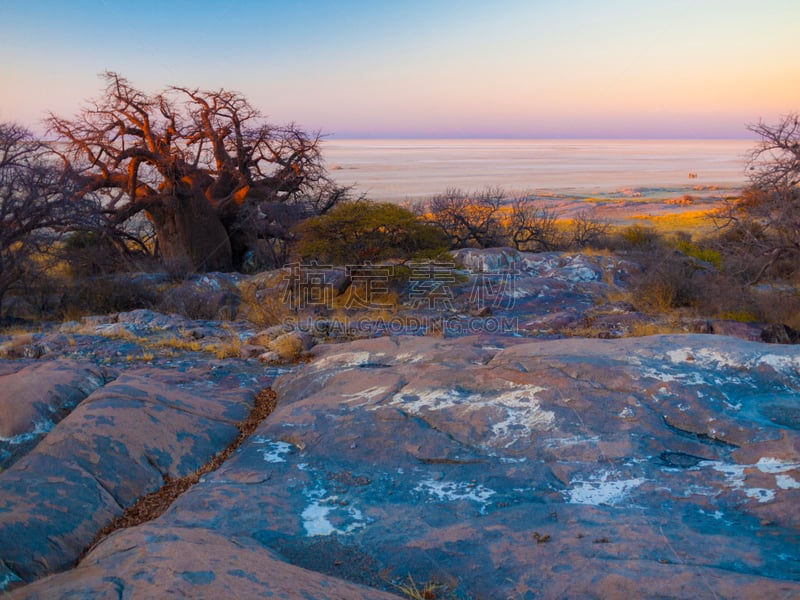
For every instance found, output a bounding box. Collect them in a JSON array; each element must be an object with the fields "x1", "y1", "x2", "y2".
[
  {"x1": 0, "y1": 361, "x2": 110, "y2": 468},
  {"x1": 0, "y1": 362, "x2": 272, "y2": 588},
  {"x1": 9, "y1": 333, "x2": 798, "y2": 598}
]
